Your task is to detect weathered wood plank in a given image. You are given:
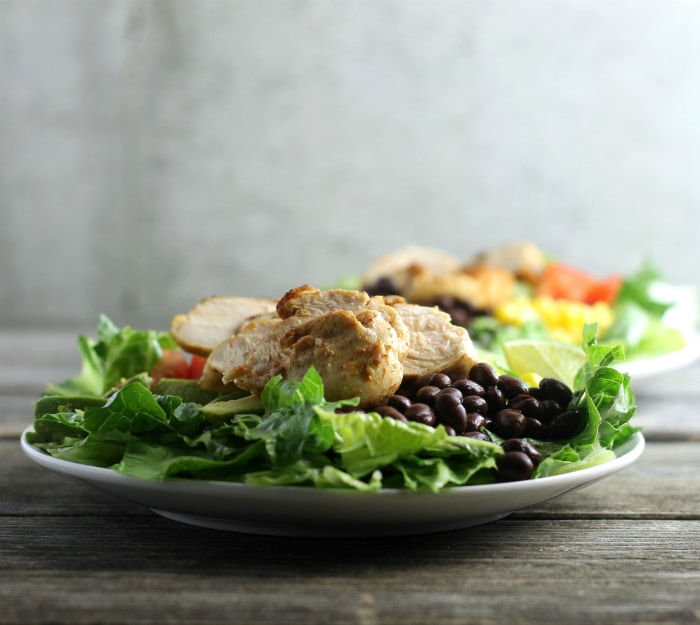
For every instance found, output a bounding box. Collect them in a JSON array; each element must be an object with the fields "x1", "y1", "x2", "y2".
[{"x1": 1, "y1": 517, "x2": 699, "y2": 625}]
